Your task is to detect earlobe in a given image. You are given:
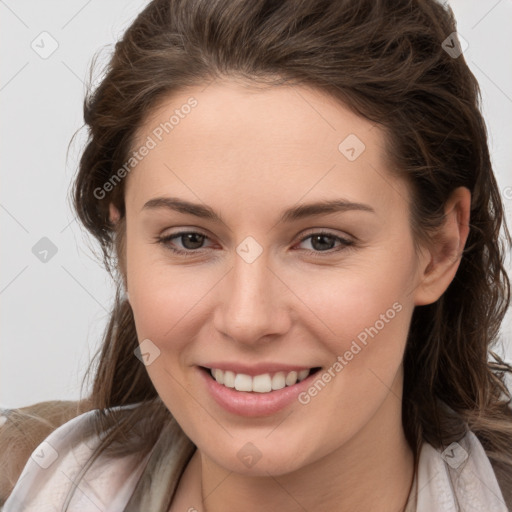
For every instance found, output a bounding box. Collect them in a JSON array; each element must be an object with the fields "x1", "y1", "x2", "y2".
[
  {"x1": 413, "y1": 187, "x2": 471, "y2": 306},
  {"x1": 109, "y1": 203, "x2": 121, "y2": 225}
]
